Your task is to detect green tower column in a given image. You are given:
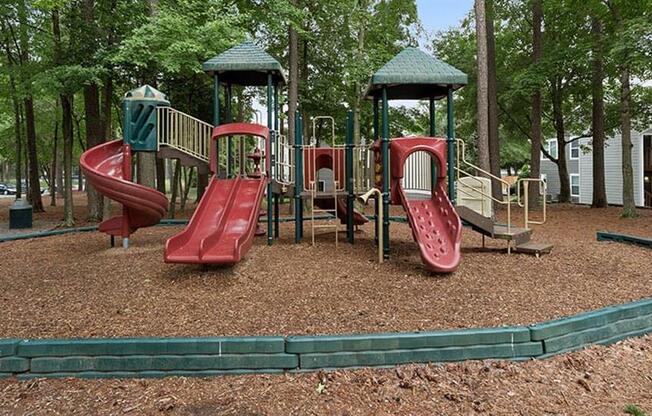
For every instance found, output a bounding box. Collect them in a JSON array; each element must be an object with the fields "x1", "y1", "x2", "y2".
[
  {"x1": 267, "y1": 73, "x2": 274, "y2": 246},
  {"x1": 213, "y1": 75, "x2": 220, "y2": 175},
  {"x1": 273, "y1": 85, "x2": 280, "y2": 239},
  {"x1": 226, "y1": 83, "x2": 232, "y2": 178},
  {"x1": 294, "y1": 110, "x2": 303, "y2": 243},
  {"x1": 345, "y1": 110, "x2": 354, "y2": 244},
  {"x1": 429, "y1": 97, "x2": 437, "y2": 193},
  {"x1": 447, "y1": 88, "x2": 456, "y2": 204},
  {"x1": 381, "y1": 87, "x2": 390, "y2": 260},
  {"x1": 372, "y1": 98, "x2": 379, "y2": 246}
]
